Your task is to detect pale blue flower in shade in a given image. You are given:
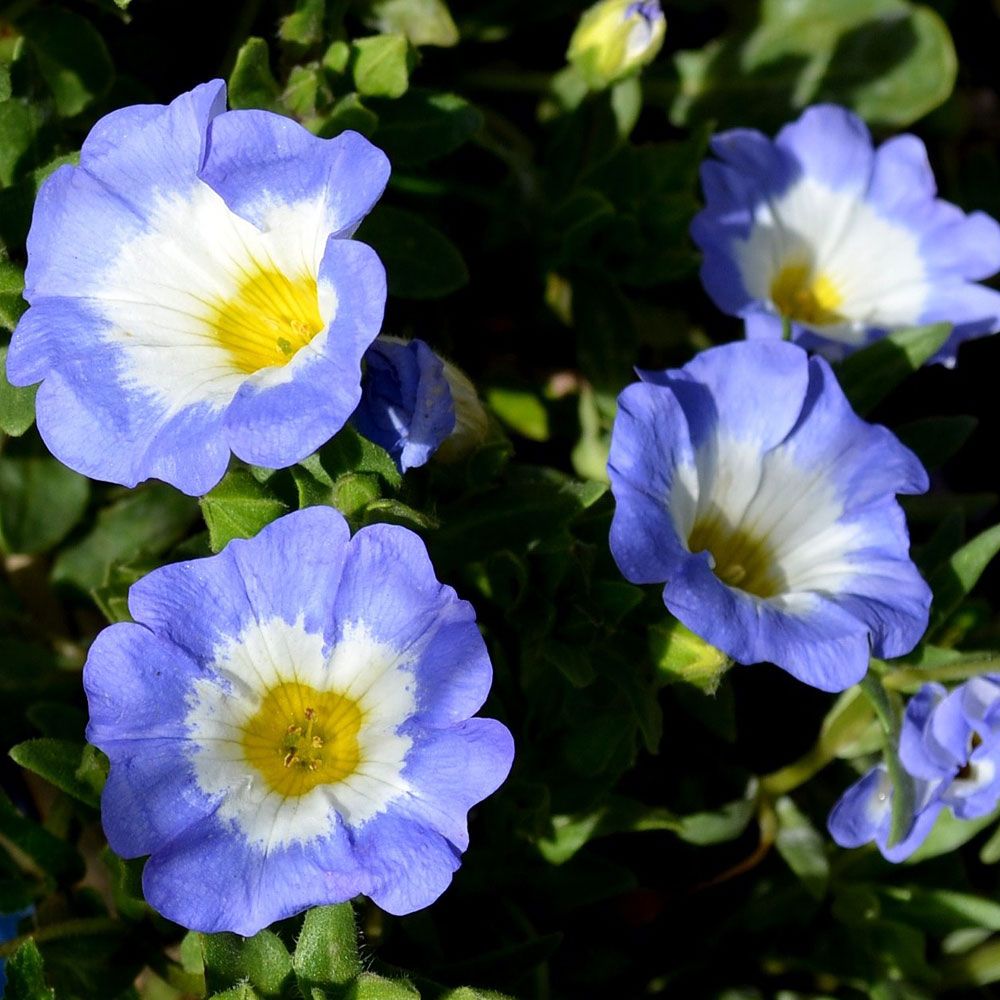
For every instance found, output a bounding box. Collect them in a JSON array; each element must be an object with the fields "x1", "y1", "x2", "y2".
[
  {"x1": 607, "y1": 340, "x2": 931, "y2": 692},
  {"x1": 829, "y1": 676, "x2": 1000, "y2": 861},
  {"x1": 7, "y1": 81, "x2": 390, "y2": 495},
  {"x1": 84, "y1": 506, "x2": 514, "y2": 935},
  {"x1": 691, "y1": 104, "x2": 1000, "y2": 366}
]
